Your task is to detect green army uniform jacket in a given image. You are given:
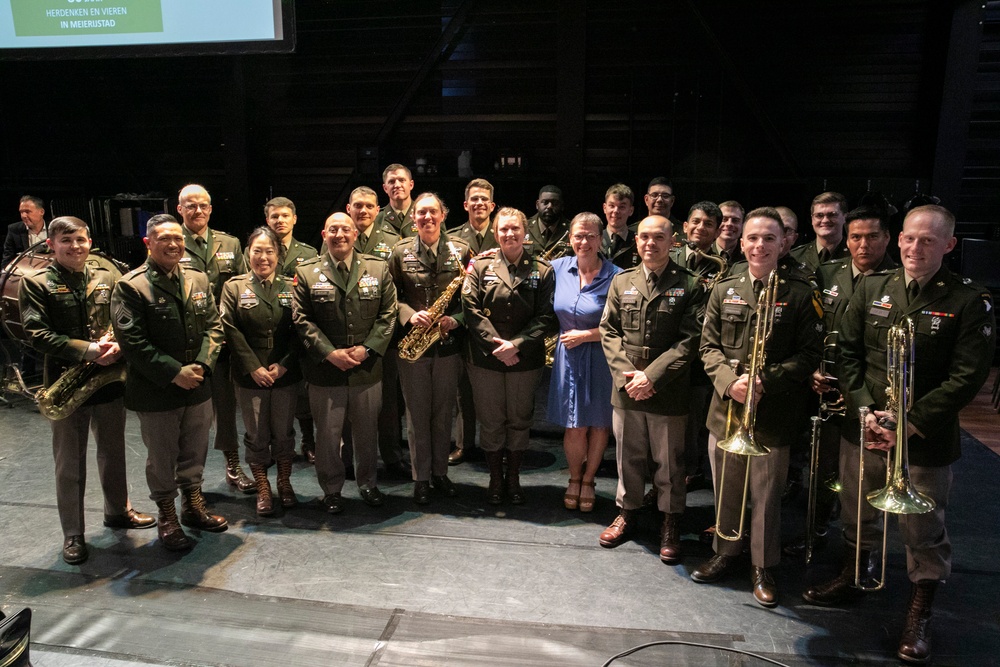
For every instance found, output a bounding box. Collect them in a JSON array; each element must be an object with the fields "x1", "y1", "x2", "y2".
[
  {"x1": 355, "y1": 223, "x2": 400, "y2": 261},
  {"x1": 601, "y1": 228, "x2": 639, "y2": 271},
  {"x1": 524, "y1": 214, "x2": 571, "y2": 258},
  {"x1": 815, "y1": 254, "x2": 897, "y2": 335},
  {"x1": 450, "y1": 220, "x2": 499, "y2": 256},
  {"x1": 701, "y1": 270, "x2": 823, "y2": 445},
  {"x1": 111, "y1": 261, "x2": 224, "y2": 411},
  {"x1": 789, "y1": 238, "x2": 850, "y2": 274},
  {"x1": 838, "y1": 266, "x2": 995, "y2": 466},
  {"x1": 220, "y1": 272, "x2": 302, "y2": 390},
  {"x1": 601, "y1": 262, "x2": 705, "y2": 415},
  {"x1": 19, "y1": 258, "x2": 124, "y2": 403},
  {"x1": 374, "y1": 204, "x2": 417, "y2": 238},
  {"x1": 181, "y1": 226, "x2": 244, "y2": 301},
  {"x1": 461, "y1": 248, "x2": 556, "y2": 372},
  {"x1": 387, "y1": 234, "x2": 472, "y2": 358},
  {"x1": 292, "y1": 252, "x2": 397, "y2": 387}
]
